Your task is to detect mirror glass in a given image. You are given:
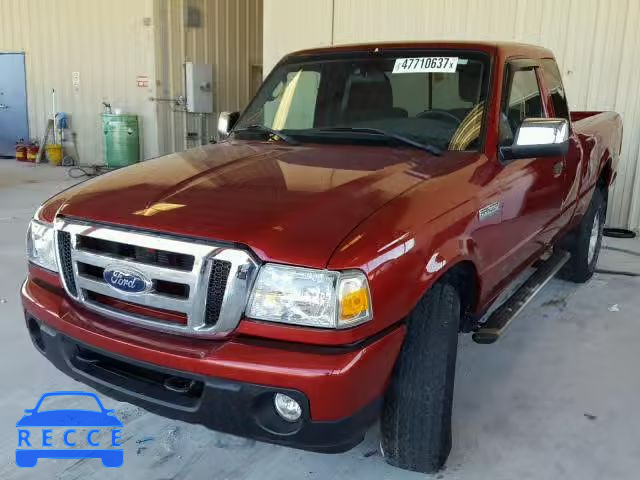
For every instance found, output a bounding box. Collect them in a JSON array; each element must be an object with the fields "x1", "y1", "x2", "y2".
[
  {"x1": 515, "y1": 118, "x2": 569, "y2": 146},
  {"x1": 217, "y1": 111, "x2": 239, "y2": 138},
  {"x1": 217, "y1": 112, "x2": 231, "y2": 137}
]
